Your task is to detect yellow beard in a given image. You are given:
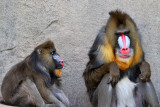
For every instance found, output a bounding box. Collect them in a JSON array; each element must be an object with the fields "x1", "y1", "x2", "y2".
[{"x1": 115, "y1": 56, "x2": 133, "y2": 71}]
